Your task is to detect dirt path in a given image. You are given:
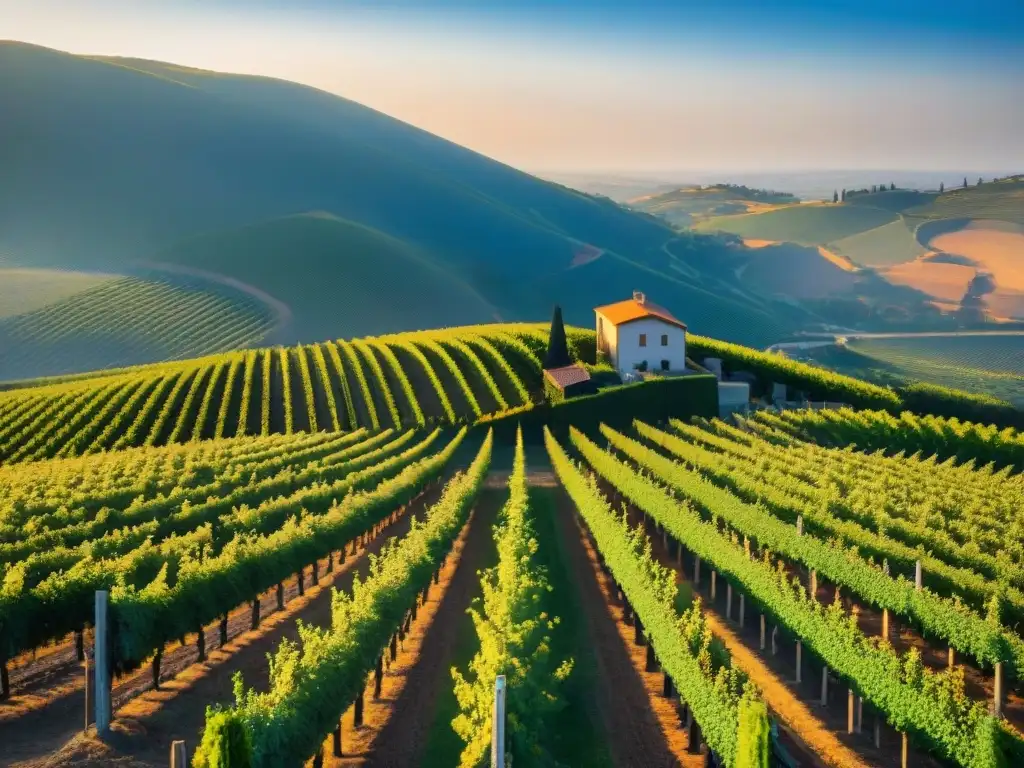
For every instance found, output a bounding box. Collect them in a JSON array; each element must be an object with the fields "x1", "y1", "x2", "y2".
[
  {"x1": 344, "y1": 487, "x2": 501, "y2": 767},
  {"x1": 552, "y1": 484, "x2": 695, "y2": 768},
  {"x1": 2, "y1": 483, "x2": 445, "y2": 768}
]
